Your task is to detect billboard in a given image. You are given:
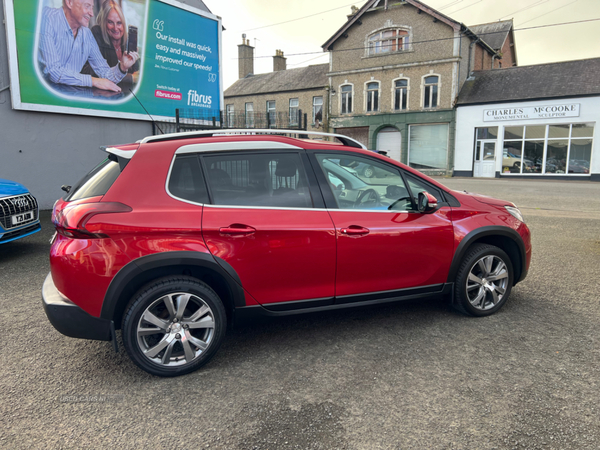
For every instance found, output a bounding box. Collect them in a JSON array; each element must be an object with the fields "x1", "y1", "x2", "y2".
[{"x1": 3, "y1": 0, "x2": 222, "y2": 121}]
